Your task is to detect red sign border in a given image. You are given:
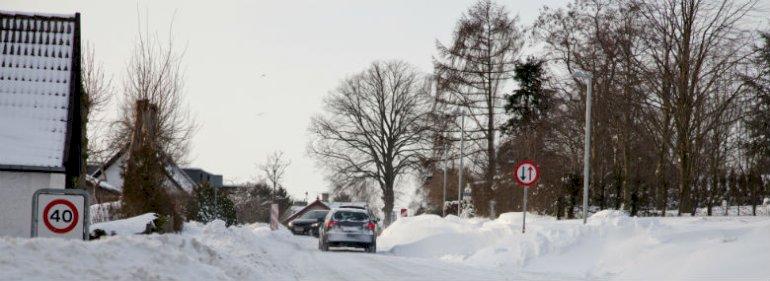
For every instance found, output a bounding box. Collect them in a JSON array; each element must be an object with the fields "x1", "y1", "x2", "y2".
[
  {"x1": 42, "y1": 199, "x2": 79, "y2": 234},
  {"x1": 513, "y1": 160, "x2": 540, "y2": 187}
]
